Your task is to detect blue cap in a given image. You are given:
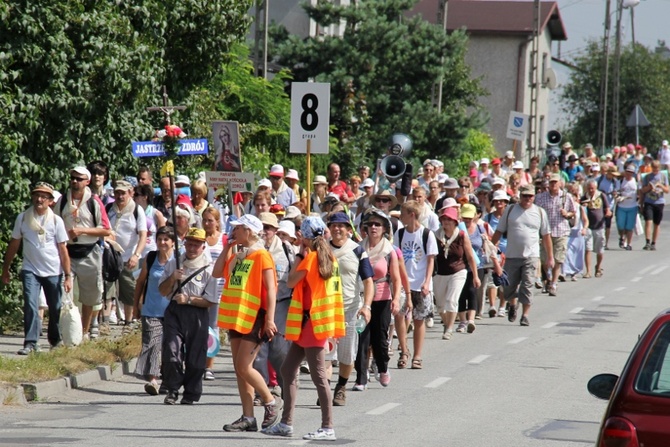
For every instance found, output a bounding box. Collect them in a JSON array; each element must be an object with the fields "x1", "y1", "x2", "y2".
[
  {"x1": 327, "y1": 212, "x2": 351, "y2": 227},
  {"x1": 301, "y1": 216, "x2": 327, "y2": 240}
]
